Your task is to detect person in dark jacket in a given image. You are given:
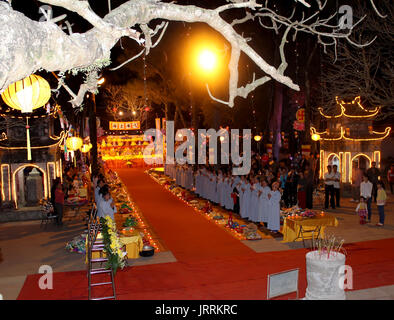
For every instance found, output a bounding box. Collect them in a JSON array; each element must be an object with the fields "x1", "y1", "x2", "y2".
[
  {"x1": 305, "y1": 165, "x2": 314, "y2": 209},
  {"x1": 54, "y1": 182, "x2": 65, "y2": 226},
  {"x1": 50, "y1": 178, "x2": 60, "y2": 216}
]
